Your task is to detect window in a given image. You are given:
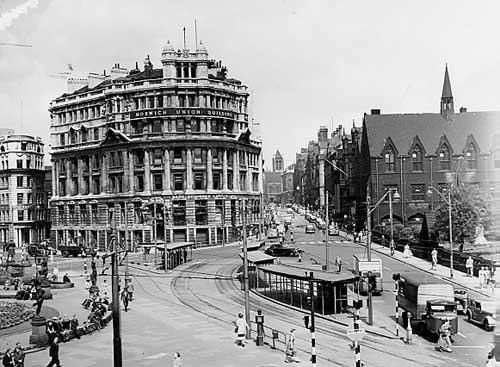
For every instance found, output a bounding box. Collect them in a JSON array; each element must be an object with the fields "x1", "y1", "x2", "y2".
[
  {"x1": 465, "y1": 144, "x2": 477, "y2": 170},
  {"x1": 227, "y1": 172, "x2": 233, "y2": 190},
  {"x1": 174, "y1": 173, "x2": 184, "y2": 191},
  {"x1": 17, "y1": 160, "x2": 22, "y2": 168},
  {"x1": 191, "y1": 119, "x2": 200, "y2": 132},
  {"x1": 152, "y1": 120, "x2": 162, "y2": 133},
  {"x1": 17, "y1": 176, "x2": 23, "y2": 187},
  {"x1": 411, "y1": 184, "x2": 425, "y2": 201},
  {"x1": 193, "y1": 148, "x2": 203, "y2": 164},
  {"x1": 60, "y1": 134, "x2": 65, "y2": 146},
  {"x1": 80, "y1": 204, "x2": 87, "y2": 224},
  {"x1": 153, "y1": 174, "x2": 163, "y2": 191},
  {"x1": 152, "y1": 149, "x2": 163, "y2": 166},
  {"x1": 195, "y1": 200, "x2": 208, "y2": 225},
  {"x1": 81, "y1": 129, "x2": 88, "y2": 143},
  {"x1": 176, "y1": 119, "x2": 185, "y2": 132},
  {"x1": 17, "y1": 210, "x2": 24, "y2": 221},
  {"x1": 213, "y1": 172, "x2": 221, "y2": 190},
  {"x1": 439, "y1": 145, "x2": 450, "y2": 170},
  {"x1": 135, "y1": 175, "x2": 144, "y2": 192},
  {"x1": 172, "y1": 200, "x2": 186, "y2": 225},
  {"x1": 59, "y1": 179, "x2": 66, "y2": 196},
  {"x1": 194, "y1": 171, "x2": 205, "y2": 190},
  {"x1": 21, "y1": 142, "x2": 26, "y2": 151},
  {"x1": 68, "y1": 205, "x2": 75, "y2": 221},
  {"x1": 134, "y1": 151, "x2": 144, "y2": 166},
  {"x1": 91, "y1": 204, "x2": 98, "y2": 223},
  {"x1": 108, "y1": 203, "x2": 115, "y2": 224},
  {"x1": 213, "y1": 149, "x2": 222, "y2": 164},
  {"x1": 173, "y1": 149, "x2": 183, "y2": 164},
  {"x1": 17, "y1": 193, "x2": 23, "y2": 204},
  {"x1": 384, "y1": 146, "x2": 395, "y2": 172},
  {"x1": 93, "y1": 128, "x2": 99, "y2": 141},
  {"x1": 93, "y1": 155, "x2": 101, "y2": 170},
  {"x1": 215, "y1": 199, "x2": 224, "y2": 223},
  {"x1": 412, "y1": 145, "x2": 423, "y2": 171},
  {"x1": 239, "y1": 173, "x2": 247, "y2": 190},
  {"x1": 92, "y1": 177, "x2": 100, "y2": 194}
]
